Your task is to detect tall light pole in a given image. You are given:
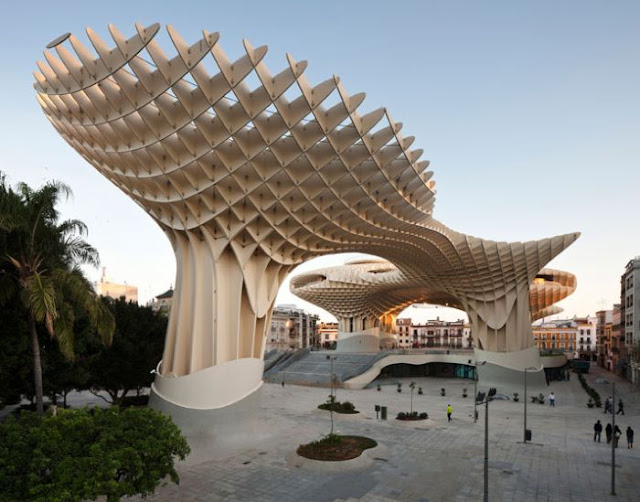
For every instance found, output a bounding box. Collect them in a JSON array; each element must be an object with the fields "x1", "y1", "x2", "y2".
[
  {"x1": 474, "y1": 360, "x2": 487, "y2": 423},
  {"x1": 611, "y1": 381, "x2": 616, "y2": 496},
  {"x1": 477, "y1": 387, "x2": 497, "y2": 502},
  {"x1": 326, "y1": 354, "x2": 336, "y2": 435},
  {"x1": 523, "y1": 366, "x2": 538, "y2": 443}
]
